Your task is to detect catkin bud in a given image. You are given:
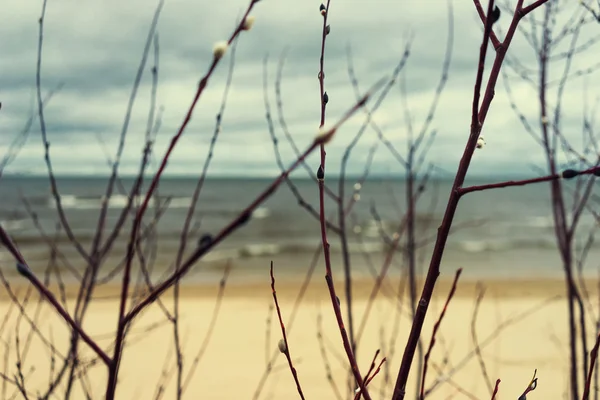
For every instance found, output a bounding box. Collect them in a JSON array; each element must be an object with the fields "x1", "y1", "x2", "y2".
[
  {"x1": 562, "y1": 169, "x2": 579, "y2": 179},
  {"x1": 239, "y1": 211, "x2": 252, "y2": 226},
  {"x1": 317, "y1": 165, "x2": 325, "y2": 180},
  {"x1": 491, "y1": 6, "x2": 501, "y2": 24},
  {"x1": 278, "y1": 339, "x2": 287, "y2": 354},
  {"x1": 242, "y1": 16, "x2": 255, "y2": 31},
  {"x1": 476, "y1": 136, "x2": 486, "y2": 149},
  {"x1": 529, "y1": 379, "x2": 537, "y2": 391},
  {"x1": 319, "y1": 3, "x2": 327, "y2": 16},
  {"x1": 213, "y1": 41, "x2": 228, "y2": 60},
  {"x1": 315, "y1": 127, "x2": 334, "y2": 144},
  {"x1": 16, "y1": 262, "x2": 31, "y2": 277},
  {"x1": 198, "y1": 234, "x2": 213, "y2": 250}
]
